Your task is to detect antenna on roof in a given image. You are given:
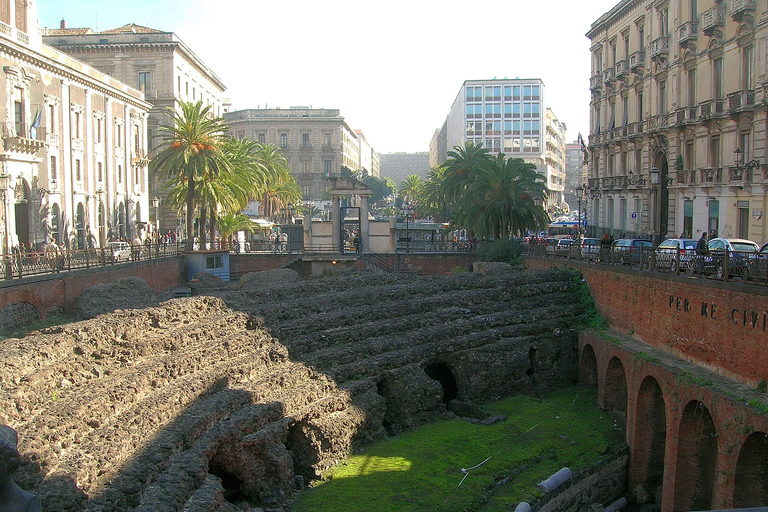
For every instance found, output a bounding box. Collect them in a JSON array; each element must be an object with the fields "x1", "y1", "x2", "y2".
[{"x1": 95, "y1": 9, "x2": 99, "y2": 32}]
